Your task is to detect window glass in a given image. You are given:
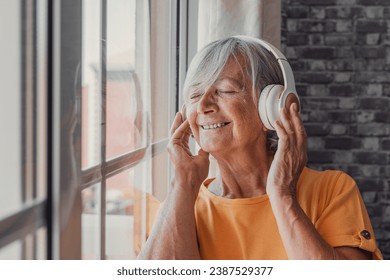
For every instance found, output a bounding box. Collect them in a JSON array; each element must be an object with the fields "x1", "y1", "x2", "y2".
[
  {"x1": 35, "y1": 227, "x2": 47, "y2": 260},
  {"x1": 82, "y1": 183, "x2": 100, "y2": 259},
  {"x1": 82, "y1": 0, "x2": 102, "y2": 170},
  {"x1": 106, "y1": 0, "x2": 142, "y2": 160},
  {"x1": 105, "y1": 158, "x2": 158, "y2": 259},
  {"x1": 0, "y1": 240, "x2": 22, "y2": 260},
  {"x1": 105, "y1": 168, "x2": 135, "y2": 259},
  {"x1": 0, "y1": 0, "x2": 22, "y2": 218},
  {"x1": 24, "y1": 229, "x2": 46, "y2": 260},
  {"x1": 150, "y1": 0, "x2": 172, "y2": 142},
  {"x1": 36, "y1": 0, "x2": 48, "y2": 199},
  {"x1": 152, "y1": 151, "x2": 169, "y2": 201}
]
